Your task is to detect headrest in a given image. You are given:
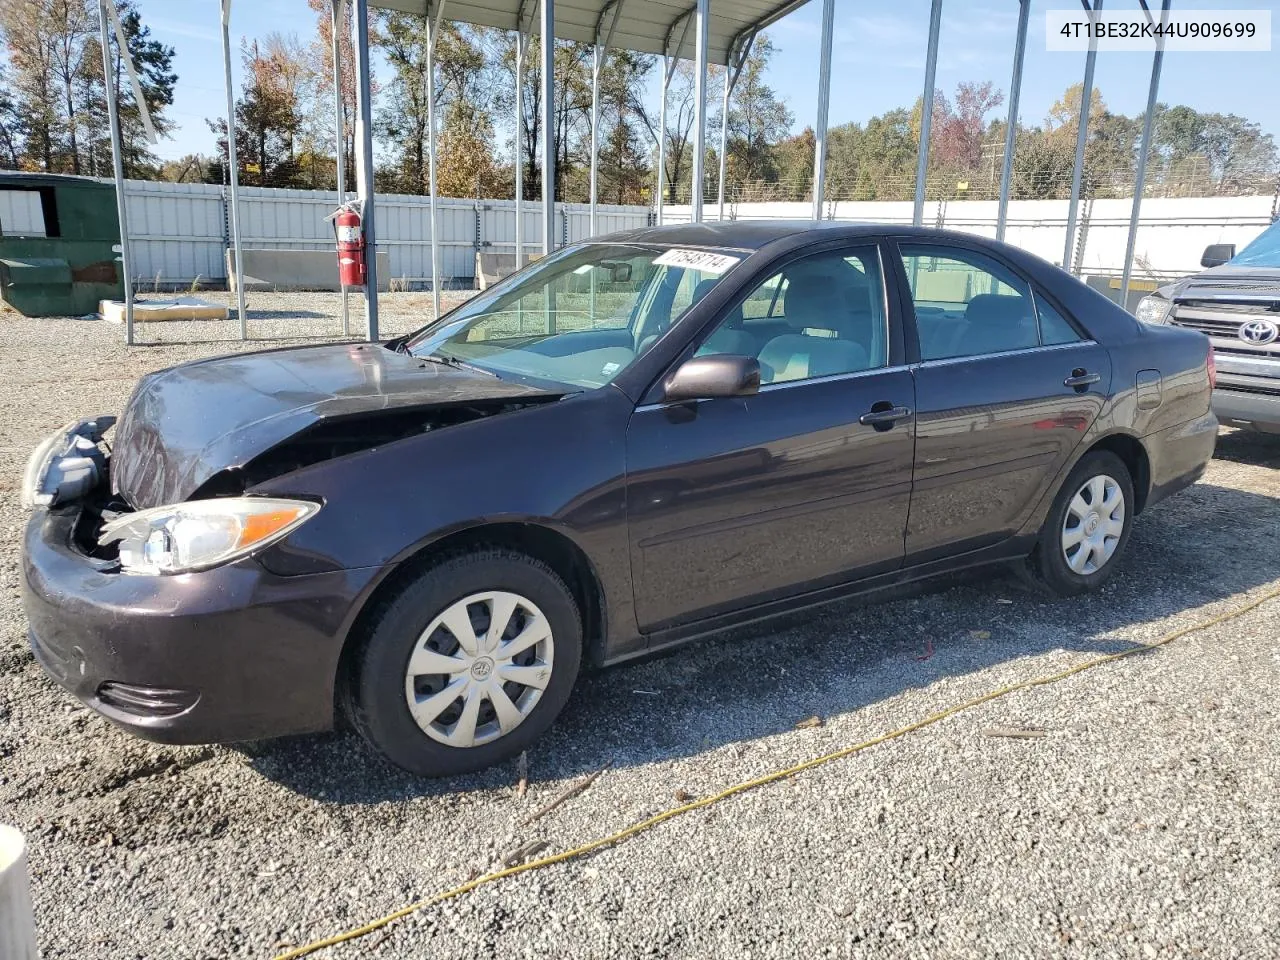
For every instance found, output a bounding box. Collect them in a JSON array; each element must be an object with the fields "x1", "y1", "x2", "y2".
[
  {"x1": 691, "y1": 278, "x2": 718, "y2": 306},
  {"x1": 783, "y1": 273, "x2": 845, "y2": 329},
  {"x1": 964, "y1": 294, "x2": 1029, "y2": 328}
]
